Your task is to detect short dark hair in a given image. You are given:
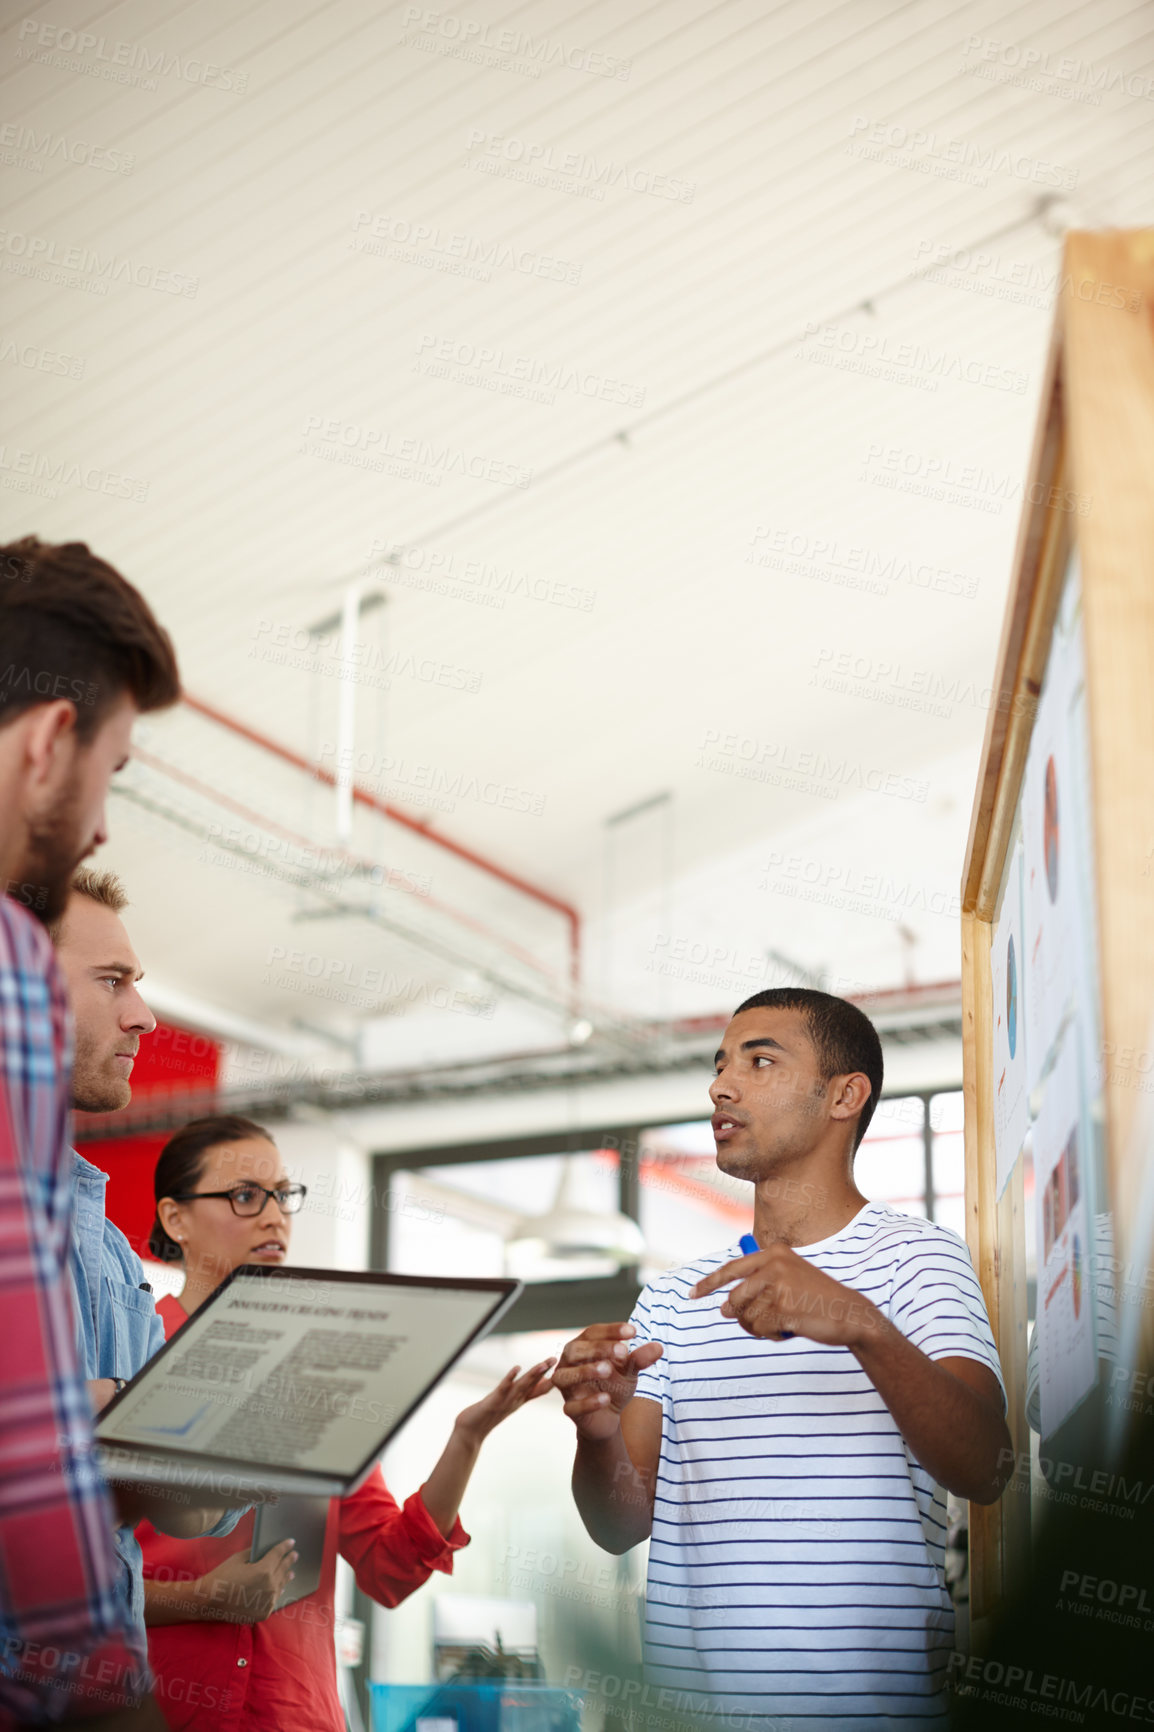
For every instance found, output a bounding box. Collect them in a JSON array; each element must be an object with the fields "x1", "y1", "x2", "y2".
[
  {"x1": 149, "y1": 1115, "x2": 275, "y2": 1263},
  {"x1": 0, "y1": 536, "x2": 180, "y2": 737},
  {"x1": 732, "y1": 988, "x2": 884, "y2": 1152}
]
